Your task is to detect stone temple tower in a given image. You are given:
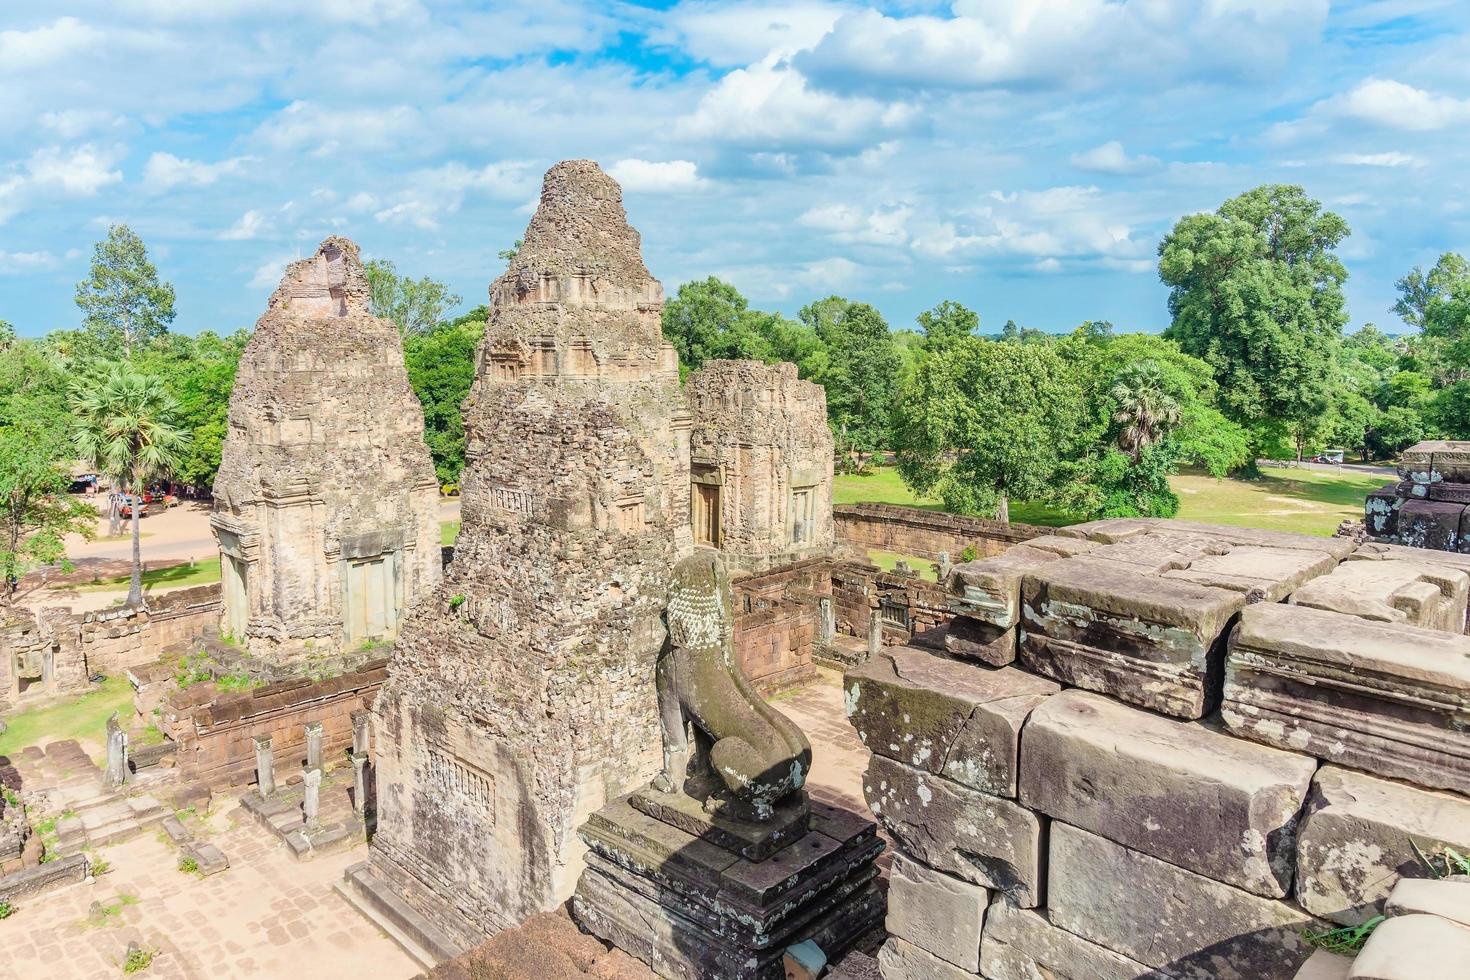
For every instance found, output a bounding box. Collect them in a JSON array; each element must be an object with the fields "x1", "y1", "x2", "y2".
[
  {"x1": 210, "y1": 237, "x2": 442, "y2": 670},
  {"x1": 352, "y1": 161, "x2": 692, "y2": 949}
]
